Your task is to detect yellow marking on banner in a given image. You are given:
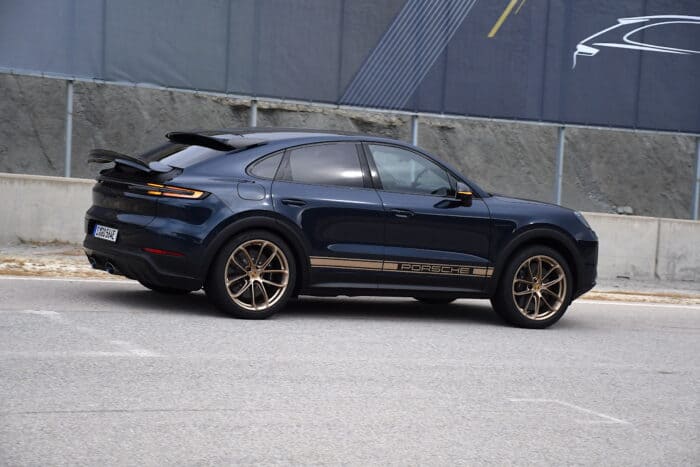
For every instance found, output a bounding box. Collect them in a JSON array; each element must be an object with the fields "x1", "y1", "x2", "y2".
[{"x1": 488, "y1": 0, "x2": 519, "y2": 38}]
